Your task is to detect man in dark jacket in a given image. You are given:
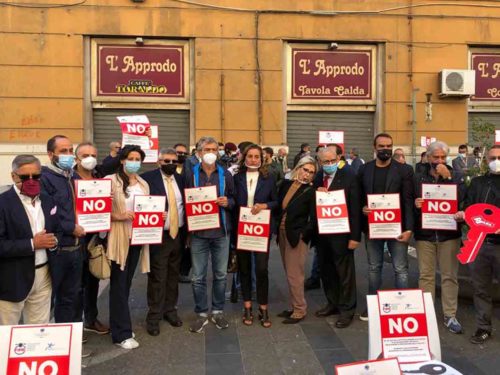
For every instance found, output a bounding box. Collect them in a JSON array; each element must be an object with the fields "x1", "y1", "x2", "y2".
[
  {"x1": 0, "y1": 155, "x2": 60, "y2": 325},
  {"x1": 293, "y1": 143, "x2": 311, "y2": 168},
  {"x1": 41, "y1": 135, "x2": 86, "y2": 323},
  {"x1": 357, "y1": 133, "x2": 415, "y2": 321},
  {"x1": 312, "y1": 145, "x2": 362, "y2": 328},
  {"x1": 141, "y1": 148, "x2": 186, "y2": 336},
  {"x1": 456, "y1": 145, "x2": 500, "y2": 344},
  {"x1": 414, "y1": 141, "x2": 465, "y2": 334}
]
